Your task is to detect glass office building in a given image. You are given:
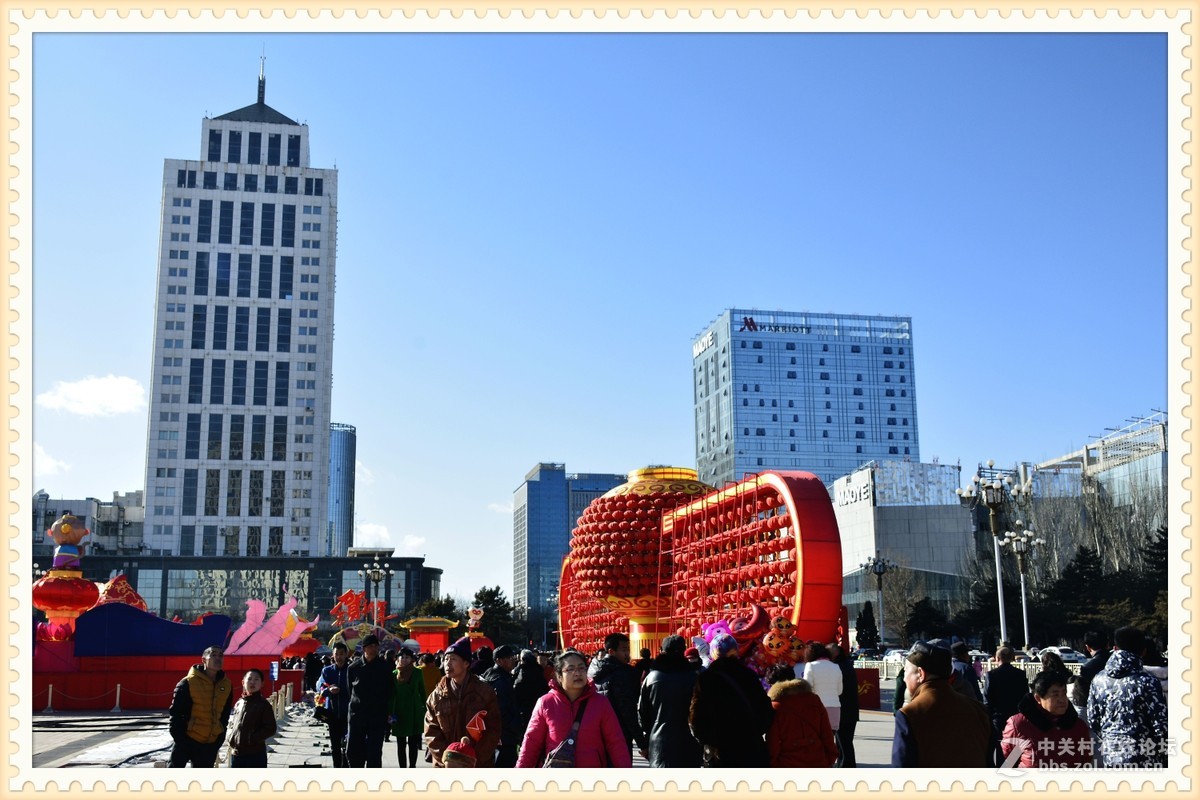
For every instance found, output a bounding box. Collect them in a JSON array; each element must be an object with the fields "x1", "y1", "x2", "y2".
[
  {"x1": 512, "y1": 463, "x2": 625, "y2": 612},
  {"x1": 143, "y1": 71, "x2": 338, "y2": 558},
  {"x1": 693, "y1": 309, "x2": 919, "y2": 487},
  {"x1": 327, "y1": 423, "x2": 356, "y2": 556}
]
